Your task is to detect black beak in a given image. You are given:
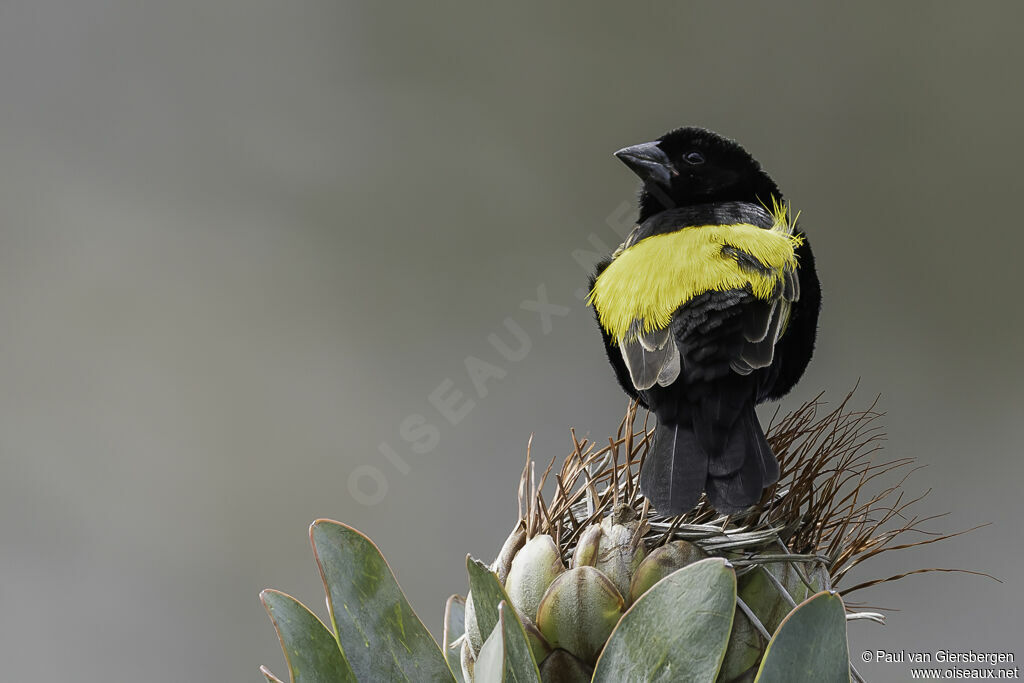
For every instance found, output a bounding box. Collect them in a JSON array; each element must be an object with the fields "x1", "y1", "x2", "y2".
[{"x1": 614, "y1": 141, "x2": 675, "y2": 188}]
